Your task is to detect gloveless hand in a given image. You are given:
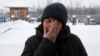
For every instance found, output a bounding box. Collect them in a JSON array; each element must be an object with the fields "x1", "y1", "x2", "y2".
[{"x1": 43, "y1": 20, "x2": 62, "y2": 42}]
